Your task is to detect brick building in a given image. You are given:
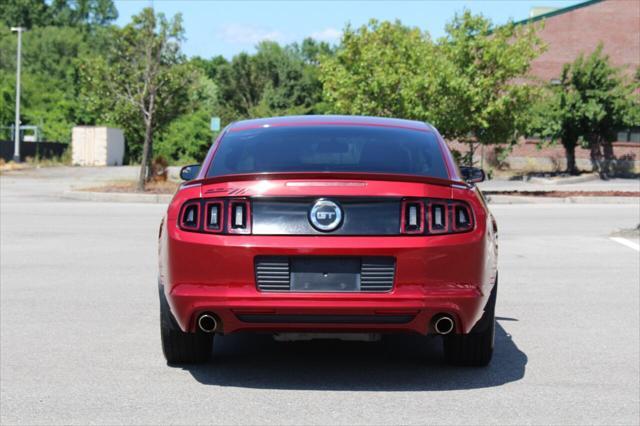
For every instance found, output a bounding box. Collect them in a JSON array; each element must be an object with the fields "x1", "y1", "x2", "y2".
[{"x1": 450, "y1": 0, "x2": 640, "y2": 172}]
